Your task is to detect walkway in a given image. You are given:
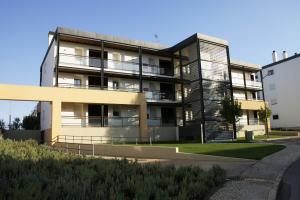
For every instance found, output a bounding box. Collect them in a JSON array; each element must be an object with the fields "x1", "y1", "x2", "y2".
[{"x1": 210, "y1": 139, "x2": 300, "y2": 200}]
